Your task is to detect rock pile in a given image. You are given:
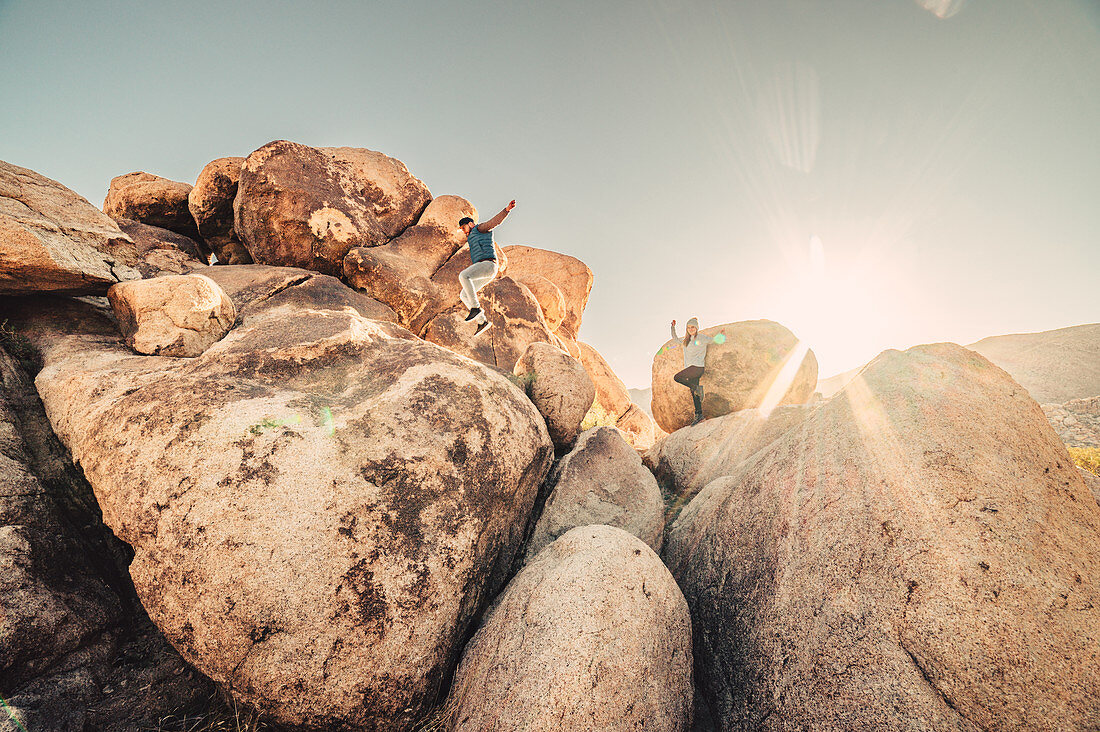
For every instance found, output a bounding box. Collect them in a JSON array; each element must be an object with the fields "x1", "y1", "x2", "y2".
[
  {"x1": 73, "y1": 140, "x2": 655, "y2": 444},
  {"x1": 525, "y1": 427, "x2": 665, "y2": 563},
  {"x1": 7, "y1": 144, "x2": 1097, "y2": 732},
  {"x1": 5, "y1": 270, "x2": 557, "y2": 729}
]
